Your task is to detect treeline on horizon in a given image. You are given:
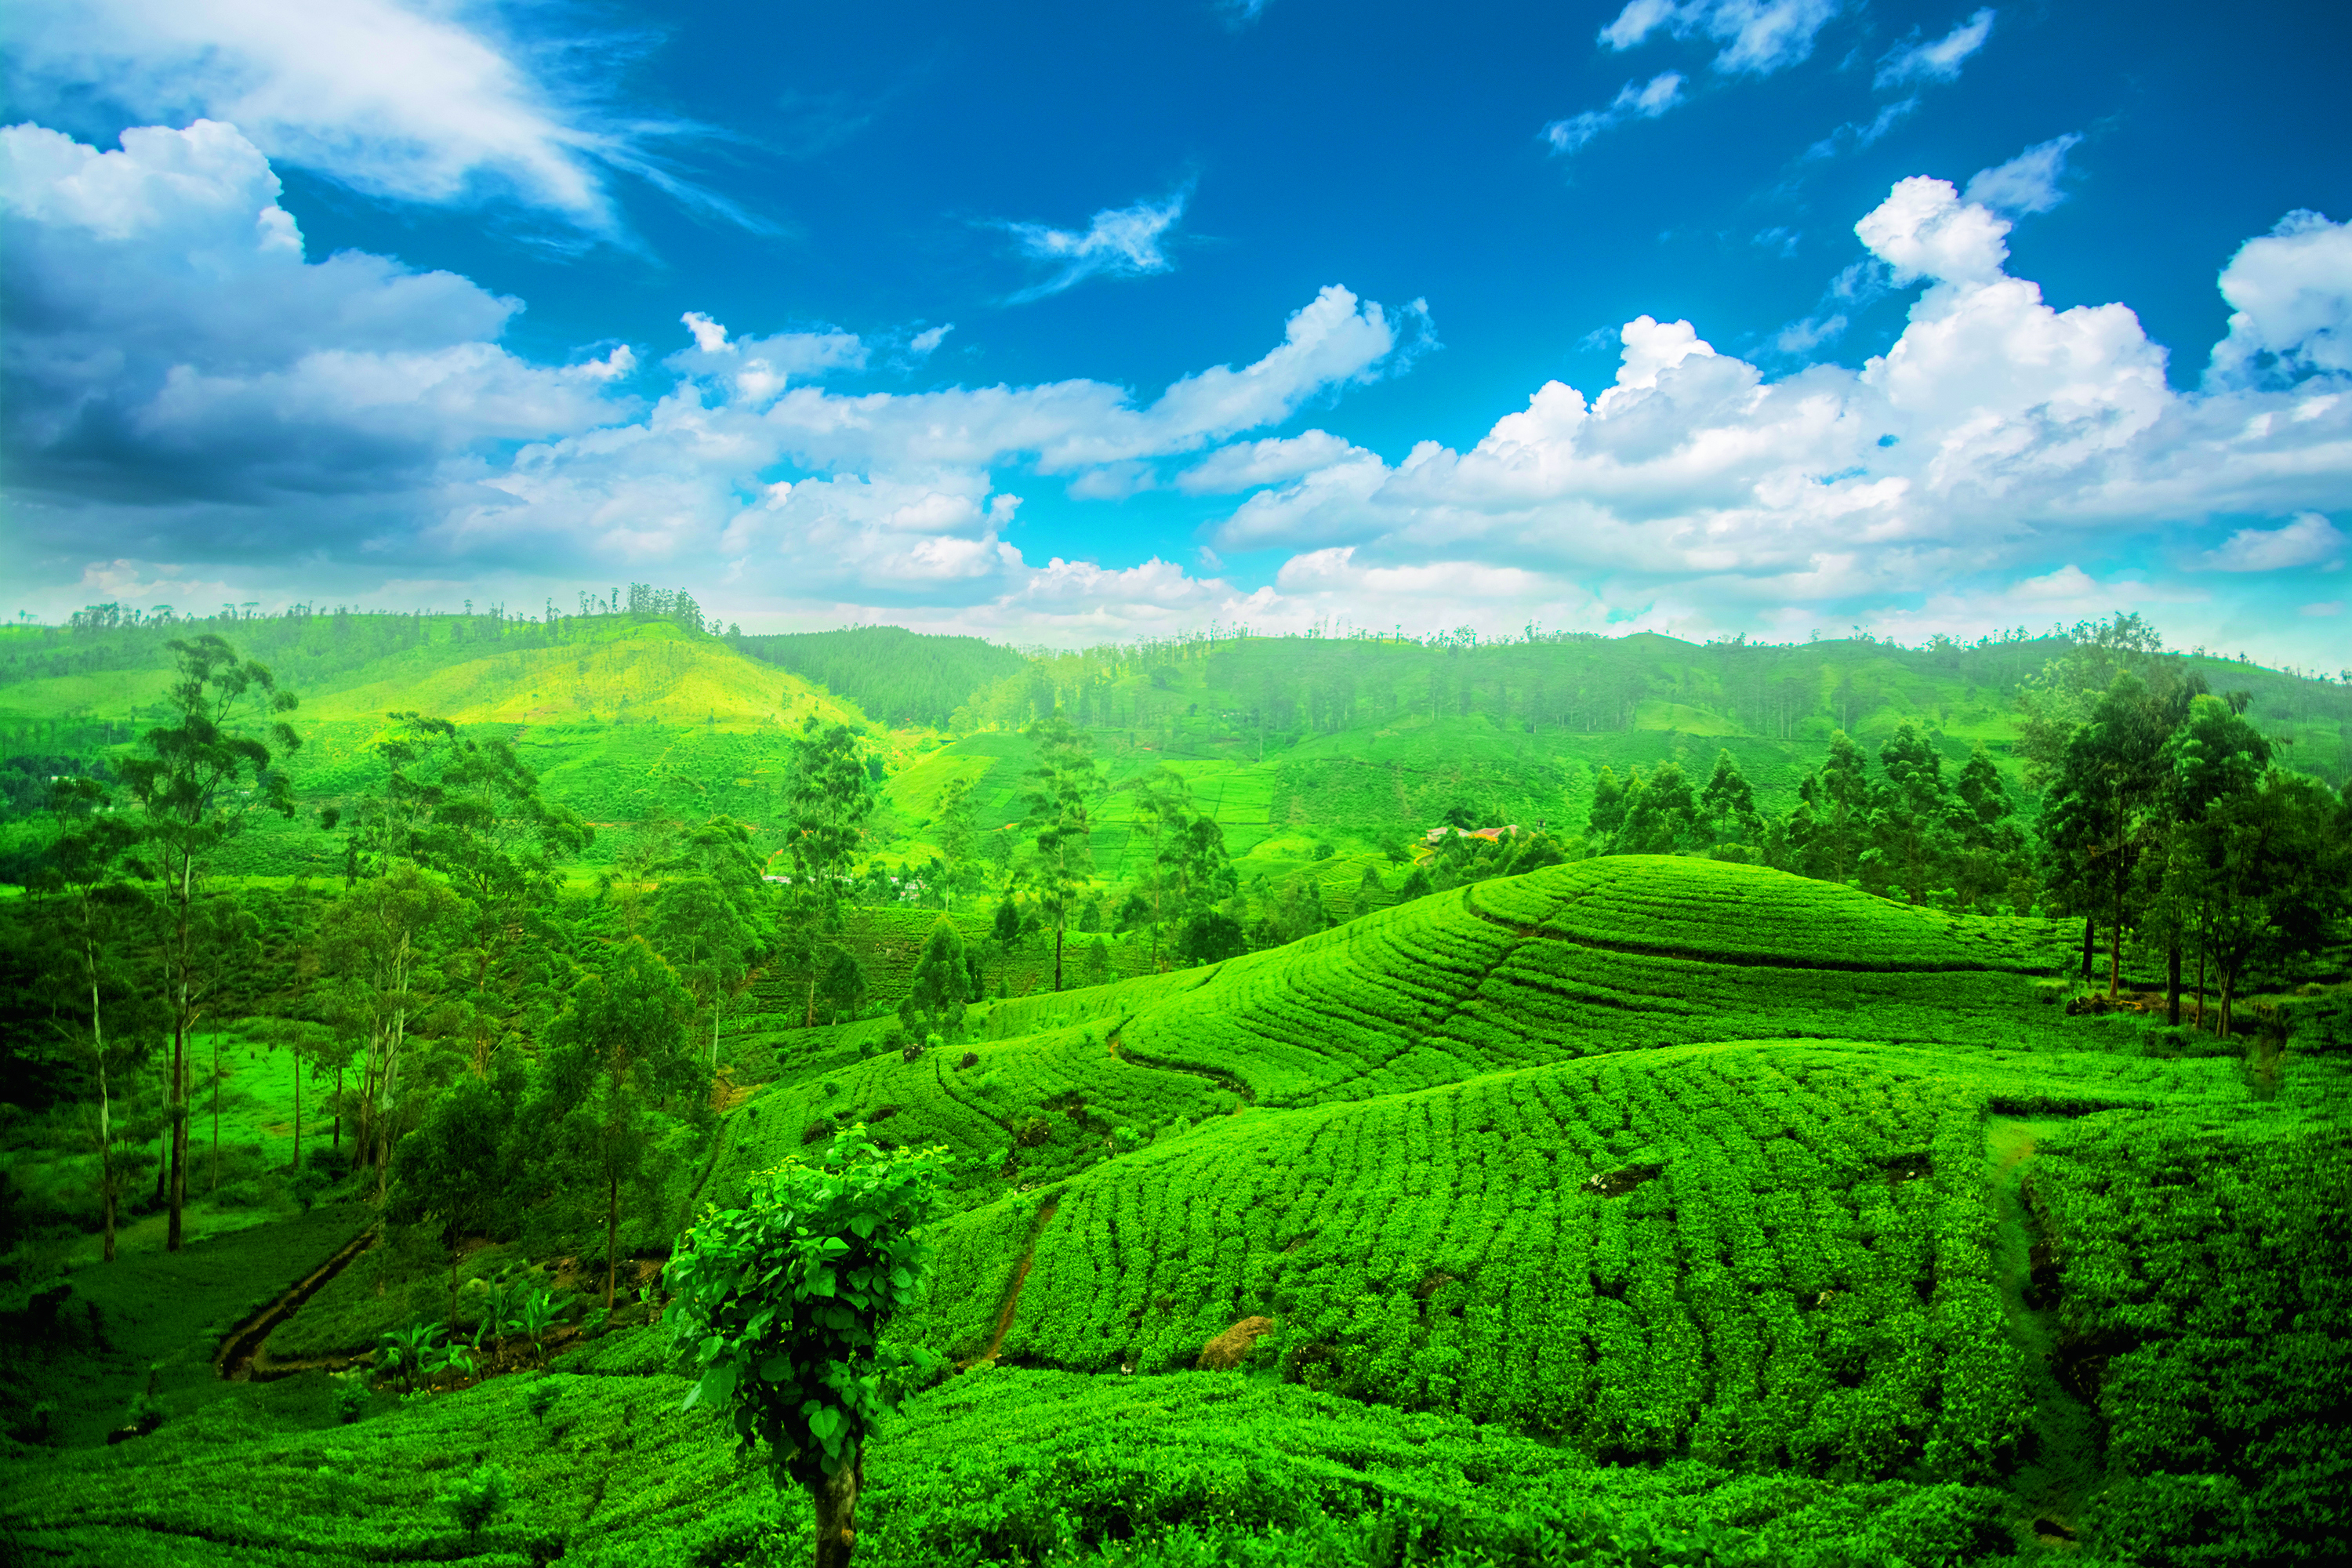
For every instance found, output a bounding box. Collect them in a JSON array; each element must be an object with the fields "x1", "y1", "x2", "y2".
[{"x1": 9, "y1": 597, "x2": 2352, "y2": 793}]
